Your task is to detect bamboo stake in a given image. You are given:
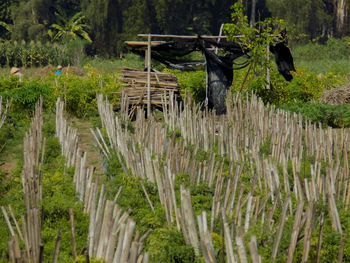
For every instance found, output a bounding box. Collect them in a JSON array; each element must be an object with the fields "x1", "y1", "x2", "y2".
[
  {"x1": 337, "y1": 233, "x2": 346, "y2": 263},
  {"x1": 140, "y1": 181, "x2": 155, "y2": 212},
  {"x1": 248, "y1": 235, "x2": 261, "y2": 263},
  {"x1": 316, "y1": 213, "x2": 325, "y2": 263},
  {"x1": 272, "y1": 196, "x2": 290, "y2": 260},
  {"x1": 235, "y1": 227, "x2": 248, "y2": 263},
  {"x1": 302, "y1": 202, "x2": 315, "y2": 263},
  {"x1": 52, "y1": 230, "x2": 61, "y2": 263},
  {"x1": 286, "y1": 200, "x2": 304, "y2": 263},
  {"x1": 69, "y1": 208, "x2": 77, "y2": 260},
  {"x1": 1, "y1": 206, "x2": 15, "y2": 236}
]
